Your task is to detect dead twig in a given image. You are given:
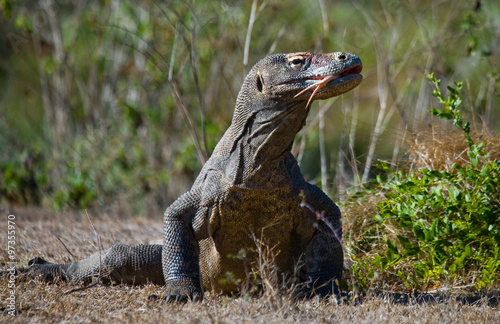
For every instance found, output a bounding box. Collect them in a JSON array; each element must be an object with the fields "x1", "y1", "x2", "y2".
[
  {"x1": 64, "y1": 210, "x2": 103, "y2": 295},
  {"x1": 54, "y1": 236, "x2": 77, "y2": 259}
]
